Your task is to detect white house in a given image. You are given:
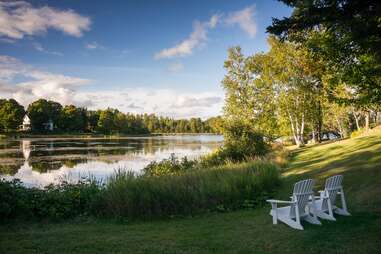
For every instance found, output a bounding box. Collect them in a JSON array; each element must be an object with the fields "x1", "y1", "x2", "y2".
[{"x1": 21, "y1": 115, "x2": 31, "y2": 131}]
